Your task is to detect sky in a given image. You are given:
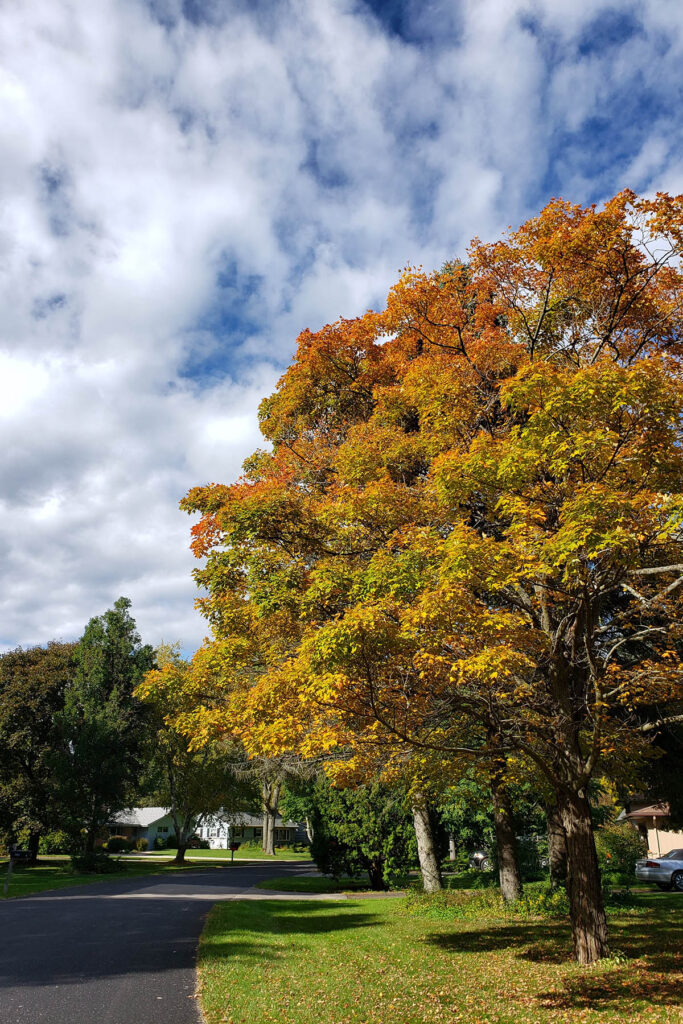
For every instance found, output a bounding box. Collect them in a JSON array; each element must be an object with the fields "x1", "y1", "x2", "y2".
[{"x1": 1, "y1": 0, "x2": 681, "y2": 654}]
